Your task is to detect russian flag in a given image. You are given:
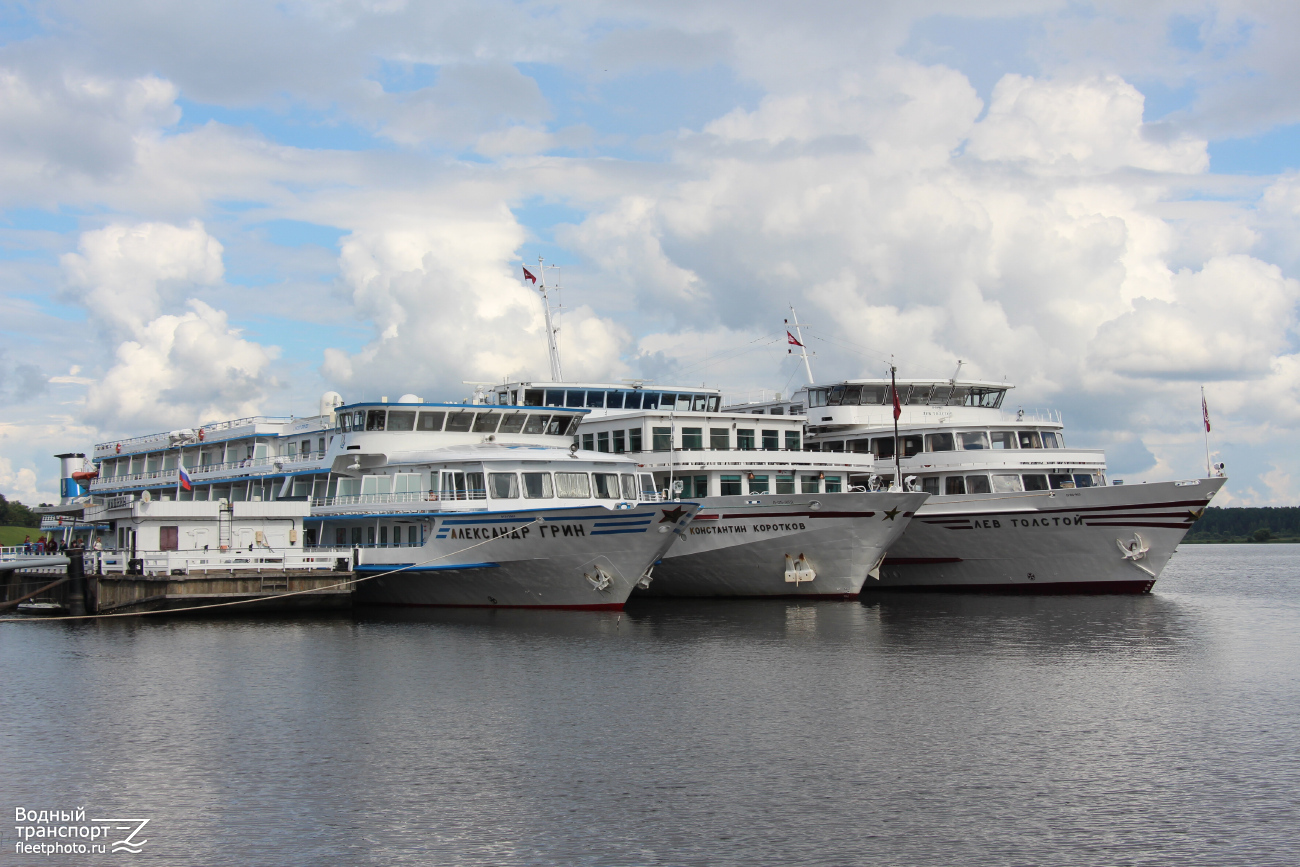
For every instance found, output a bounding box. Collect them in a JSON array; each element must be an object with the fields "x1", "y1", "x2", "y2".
[{"x1": 178, "y1": 466, "x2": 192, "y2": 492}]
